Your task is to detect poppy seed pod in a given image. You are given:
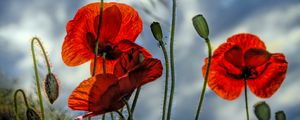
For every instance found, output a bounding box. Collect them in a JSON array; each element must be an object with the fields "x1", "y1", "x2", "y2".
[
  {"x1": 192, "y1": 14, "x2": 209, "y2": 39},
  {"x1": 254, "y1": 101, "x2": 271, "y2": 120},
  {"x1": 44, "y1": 73, "x2": 59, "y2": 104},
  {"x1": 150, "y1": 22, "x2": 163, "y2": 42},
  {"x1": 275, "y1": 111, "x2": 286, "y2": 120},
  {"x1": 26, "y1": 108, "x2": 40, "y2": 120}
]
